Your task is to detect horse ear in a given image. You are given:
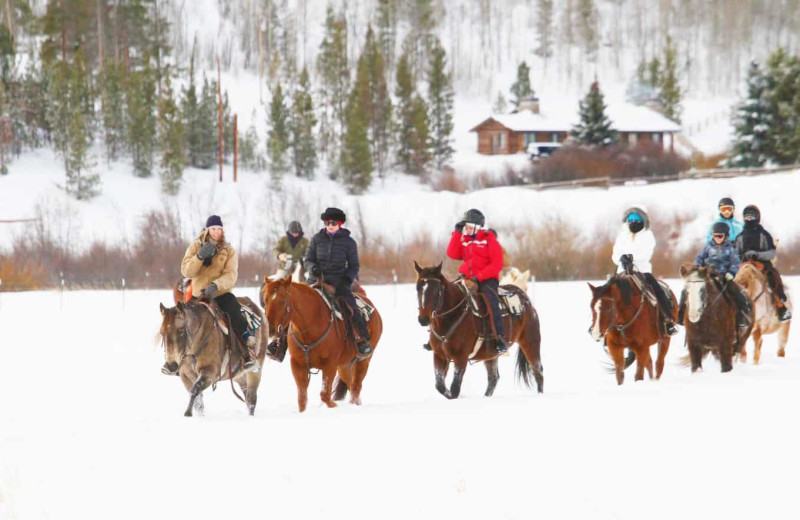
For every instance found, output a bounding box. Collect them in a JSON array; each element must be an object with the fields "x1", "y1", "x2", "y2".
[
  {"x1": 435, "y1": 261, "x2": 443, "y2": 273},
  {"x1": 679, "y1": 265, "x2": 688, "y2": 278},
  {"x1": 176, "y1": 301, "x2": 185, "y2": 313},
  {"x1": 160, "y1": 303, "x2": 166, "y2": 315},
  {"x1": 413, "y1": 260, "x2": 422, "y2": 273}
]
